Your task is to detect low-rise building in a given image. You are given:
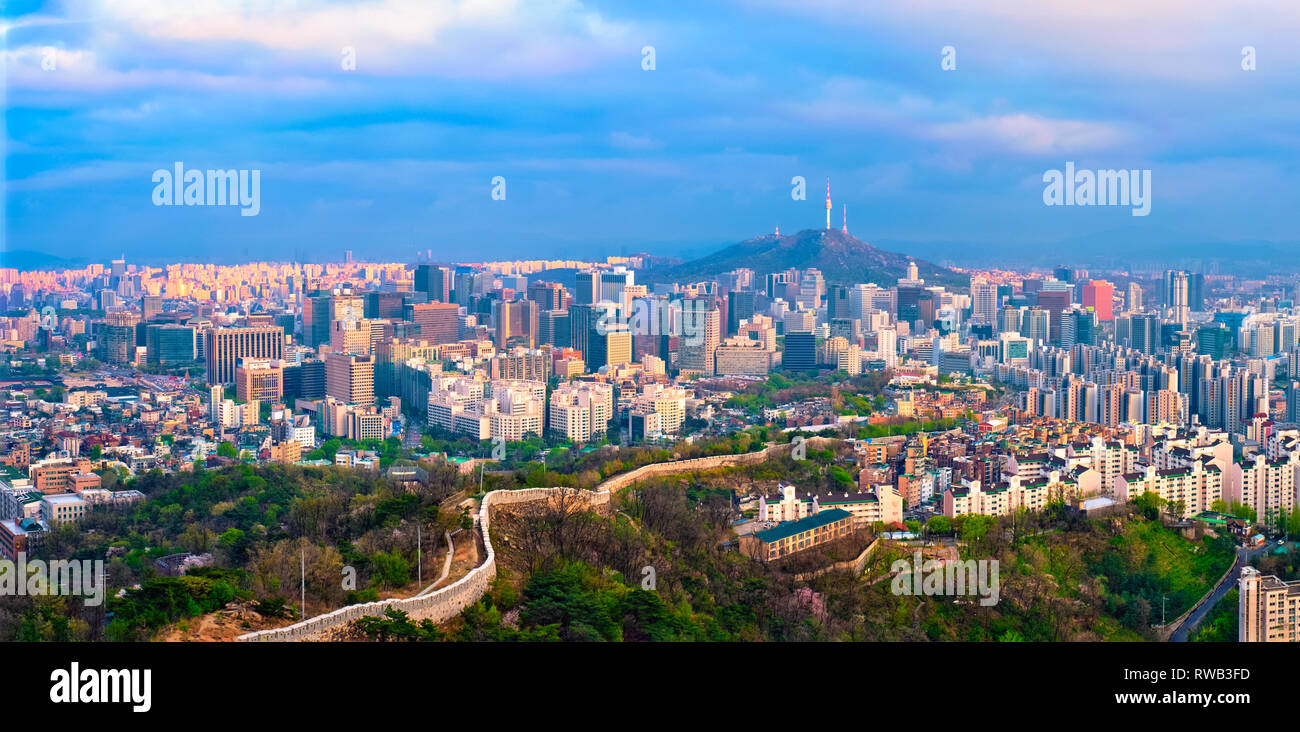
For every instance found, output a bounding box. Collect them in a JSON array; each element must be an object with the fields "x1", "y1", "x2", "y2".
[{"x1": 742, "y1": 508, "x2": 854, "y2": 562}]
